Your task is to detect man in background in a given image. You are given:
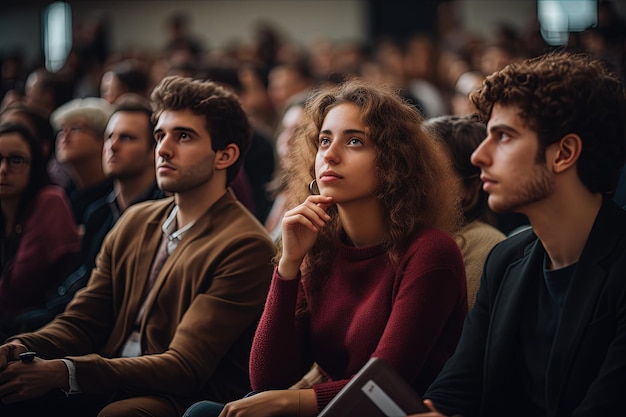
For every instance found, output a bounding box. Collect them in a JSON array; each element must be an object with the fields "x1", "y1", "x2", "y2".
[{"x1": 51, "y1": 97, "x2": 114, "y2": 227}]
